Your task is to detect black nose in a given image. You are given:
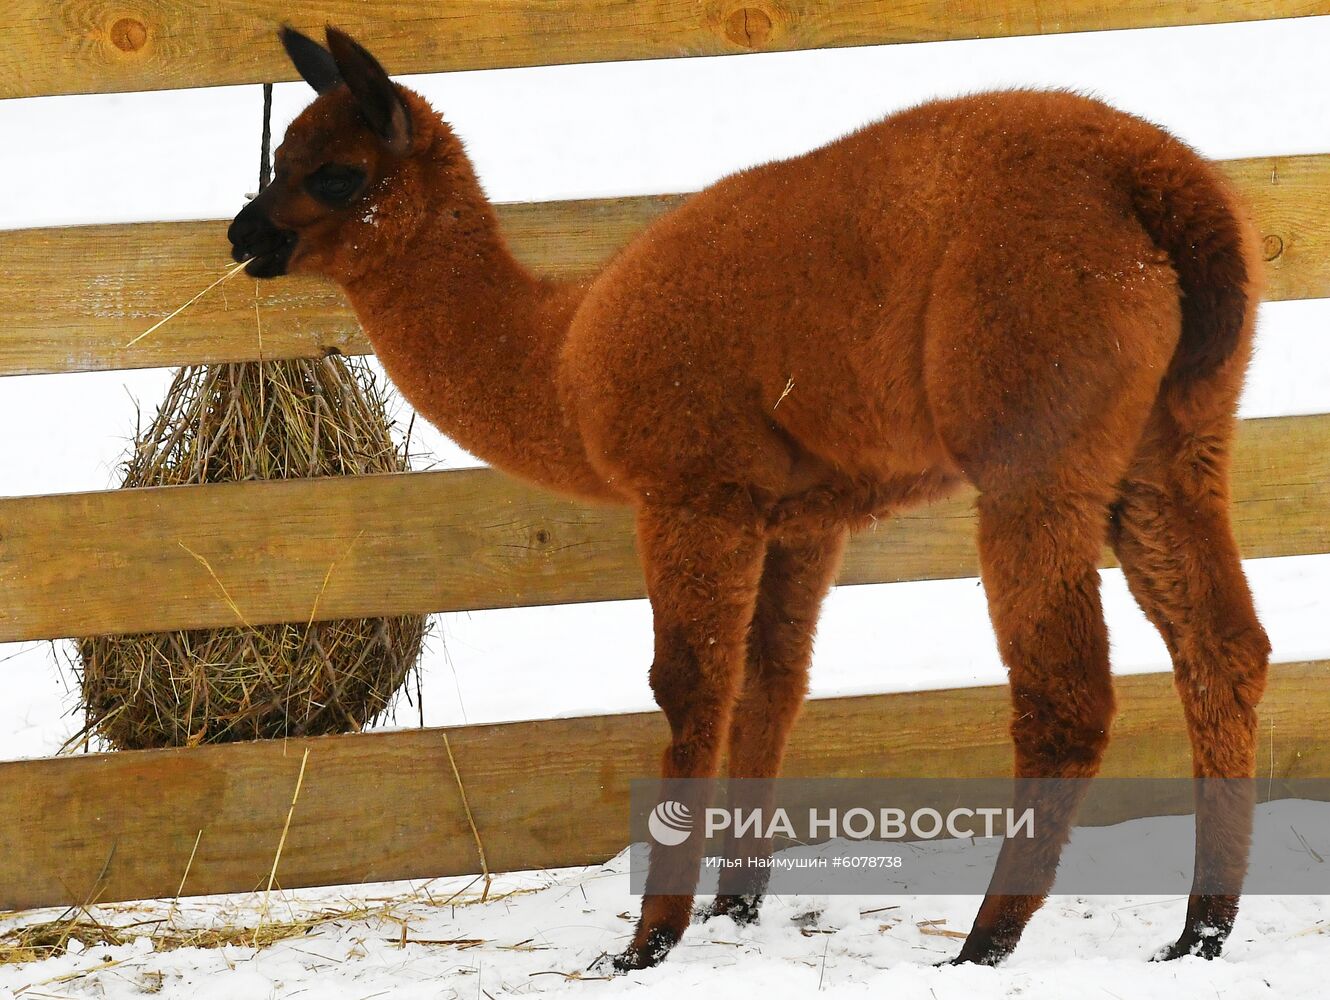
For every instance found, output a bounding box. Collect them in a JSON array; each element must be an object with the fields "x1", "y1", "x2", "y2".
[
  {"x1": 229, "y1": 199, "x2": 278, "y2": 259},
  {"x1": 228, "y1": 198, "x2": 297, "y2": 277},
  {"x1": 226, "y1": 206, "x2": 262, "y2": 255}
]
